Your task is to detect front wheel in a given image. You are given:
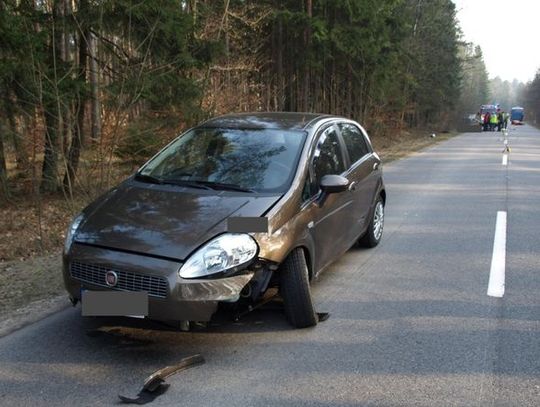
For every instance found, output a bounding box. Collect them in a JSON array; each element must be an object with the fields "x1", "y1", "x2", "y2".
[
  {"x1": 279, "y1": 248, "x2": 317, "y2": 328},
  {"x1": 359, "y1": 197, "x2": 384, "y2": 248}
]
